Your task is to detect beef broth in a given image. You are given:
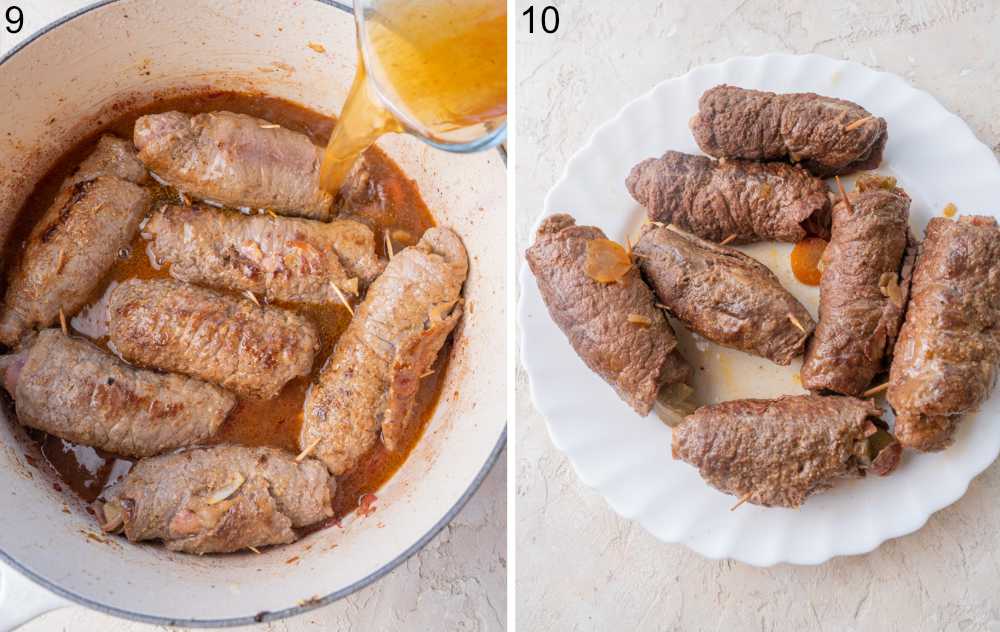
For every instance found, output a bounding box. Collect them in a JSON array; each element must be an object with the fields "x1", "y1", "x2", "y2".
[{"x1": 2, "y1": 91, "x2": 443, "y2": 523}]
